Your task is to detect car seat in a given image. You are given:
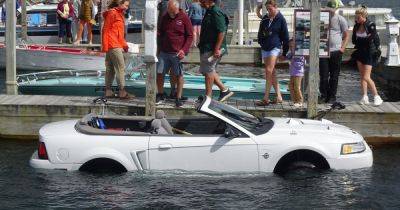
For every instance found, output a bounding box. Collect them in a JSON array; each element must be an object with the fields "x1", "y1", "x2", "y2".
[{"x1": 151, "y1": 110, "x2": 173, "y2": 134}]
